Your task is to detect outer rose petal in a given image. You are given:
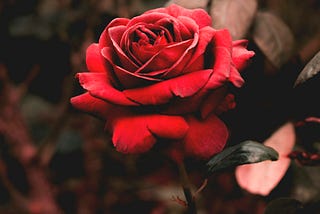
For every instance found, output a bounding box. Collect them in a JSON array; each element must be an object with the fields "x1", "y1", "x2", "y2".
[
  {"x1": 107, "y1": 114, "x2": 189, "y2": 154},
  {"x1": 145, "y1": 4, "x2": 212, "y2": 29},
  {"x1": 183, "y1": 113, "x2": 229, "y2": 159},
  {"x1": 70, "y1": 92, "x2": 113, "y2": 118},
  {"x1": 232, "y1": 40, "x2": 255, "y2": 70},
  {"x1": 86, "y1": 44, "x2": 109, "y2": 73},
  {"x1": 76, "y1": 72, "x2": 138, "y2": 106},
  {"x1": 123, "y1": 69, "x2": 213, "y2": 105}
]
